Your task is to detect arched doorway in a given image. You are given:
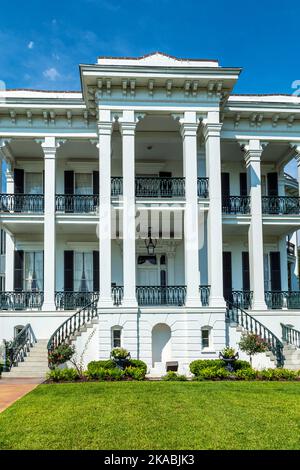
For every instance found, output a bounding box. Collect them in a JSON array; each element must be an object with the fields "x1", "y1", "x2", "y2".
[{"x1": 152, "y1": 323, "x2": 171, "y2": 366}]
